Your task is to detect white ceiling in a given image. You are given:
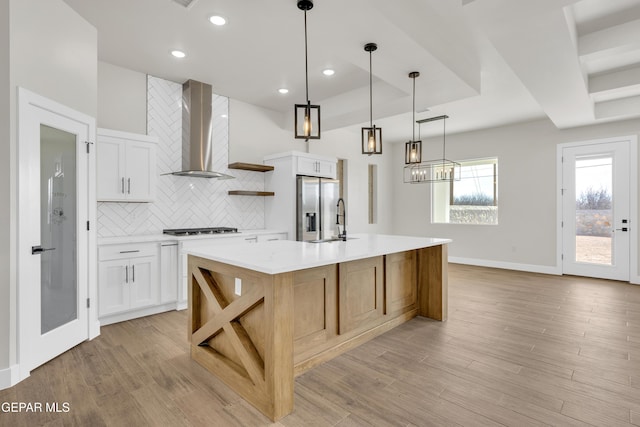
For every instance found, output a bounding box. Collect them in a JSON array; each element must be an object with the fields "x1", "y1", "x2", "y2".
[{"x1": 63, "y1": 0, "x2": 640, "y2": 141}]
